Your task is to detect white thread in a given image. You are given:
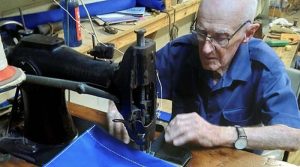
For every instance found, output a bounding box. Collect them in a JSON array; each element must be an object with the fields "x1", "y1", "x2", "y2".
[
  {"x1": 156, "y1": 70, "x2": 163, "y2": 118},
  {"x1": 87, "y1": 131, "x2": 145, "y2": 167},
  {"x1": 44, "y1": 128, "x2": 90, "y2": 166},
  {"x1": 46, "y1": 126, "x2": 146, "y2": 166}
]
